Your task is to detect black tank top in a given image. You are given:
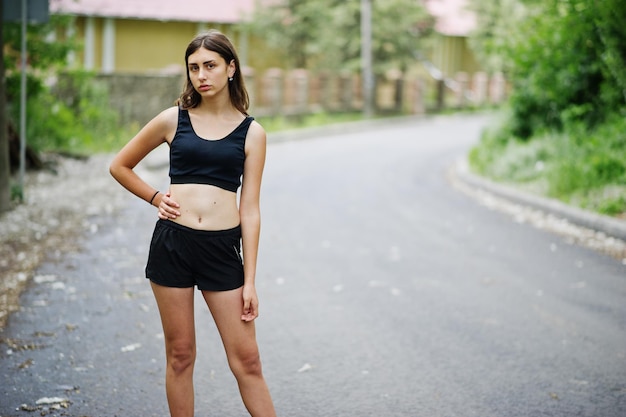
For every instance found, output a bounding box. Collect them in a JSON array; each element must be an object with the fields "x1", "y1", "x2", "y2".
[{"x1": 169, "y1": 108, "x2": 253, "y2": 192}]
